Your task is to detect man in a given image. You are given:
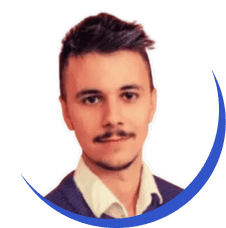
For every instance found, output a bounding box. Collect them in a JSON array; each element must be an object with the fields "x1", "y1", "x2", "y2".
[{"x1": 45, "y1": 12, "x2": 183, "y2": 219}]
